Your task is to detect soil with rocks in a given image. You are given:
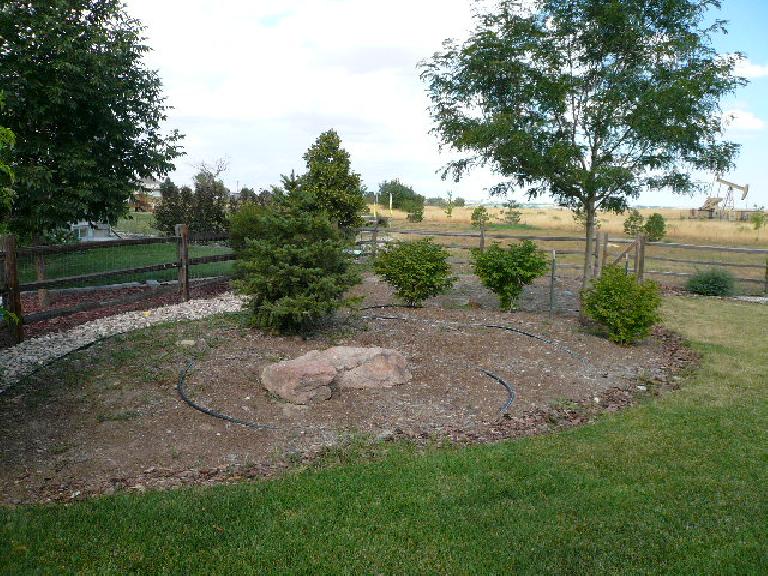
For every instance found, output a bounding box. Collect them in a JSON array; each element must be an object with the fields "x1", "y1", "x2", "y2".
[{"x1": 0, "y1": 276, "x2": 698, "y2": 505}]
